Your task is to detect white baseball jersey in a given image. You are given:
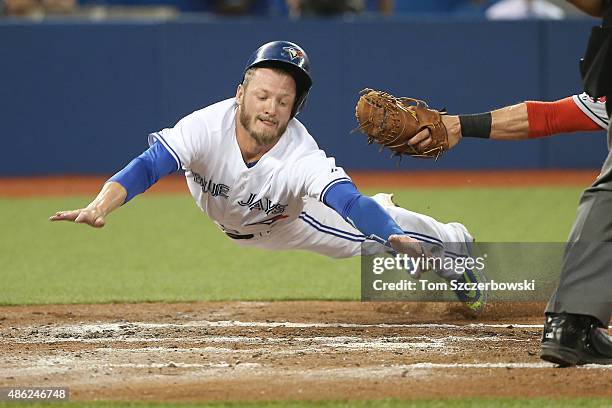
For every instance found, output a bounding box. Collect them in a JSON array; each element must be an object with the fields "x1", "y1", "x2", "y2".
[
  {"x1": 148, "y1": 98, "x2": 350, "y2": 237},
  {"x1": 572, "y1": 93, "x2": 609, "y2": 130}
]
